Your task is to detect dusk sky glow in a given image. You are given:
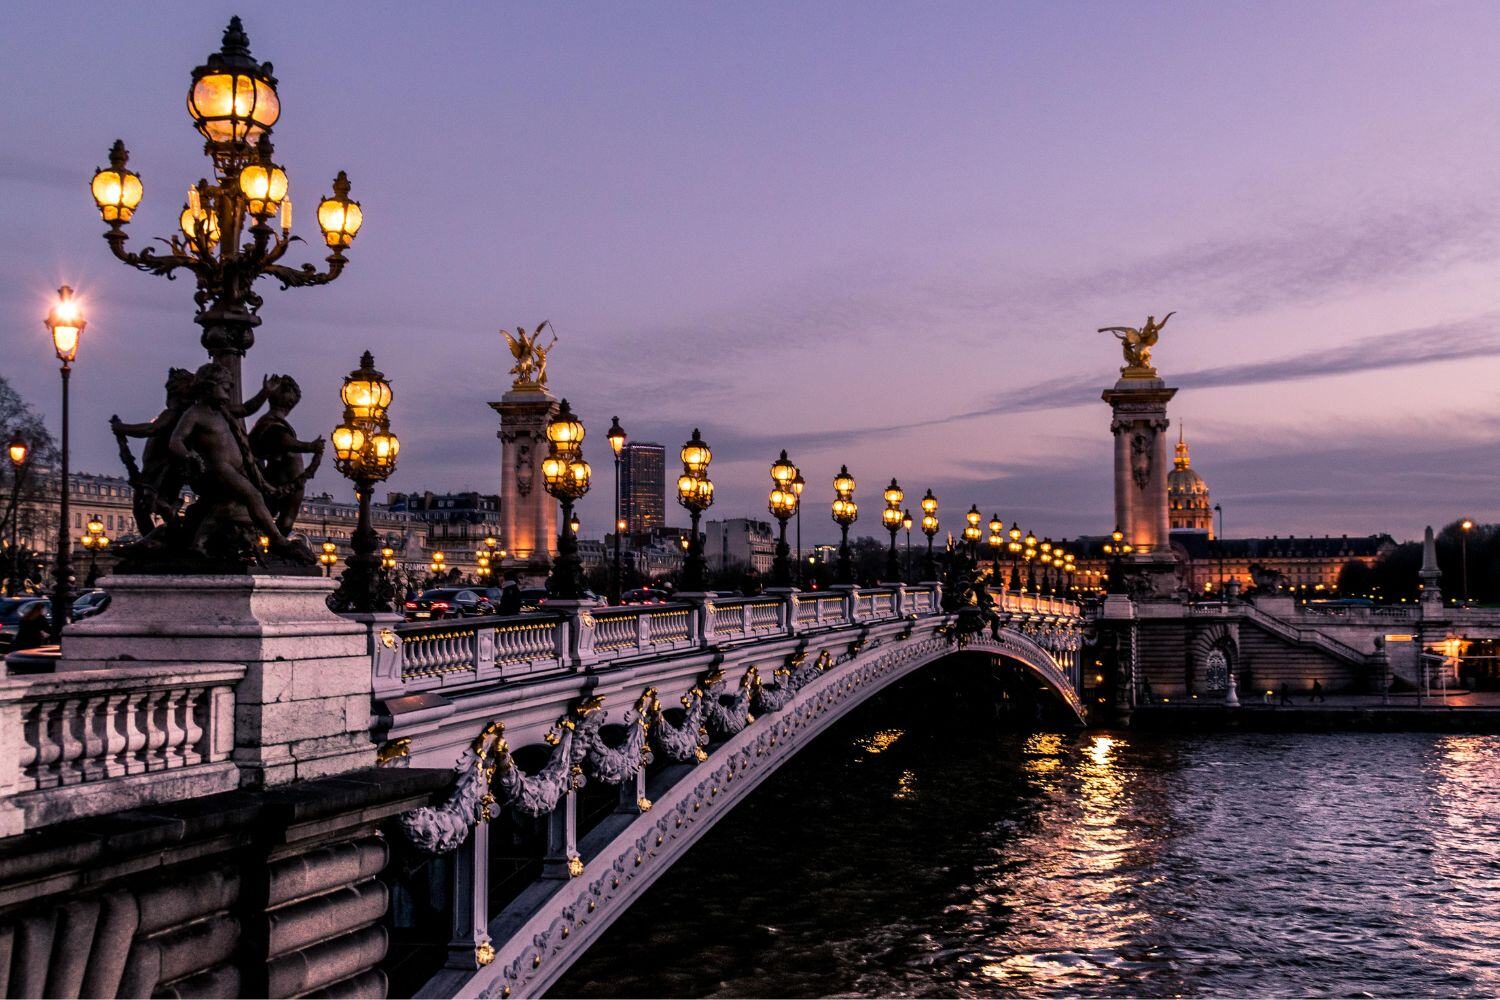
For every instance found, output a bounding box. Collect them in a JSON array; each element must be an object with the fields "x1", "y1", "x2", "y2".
[{"x1": 5, "y1": 1, "x2": 1500, "y2": 544}]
